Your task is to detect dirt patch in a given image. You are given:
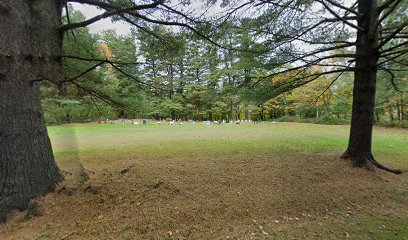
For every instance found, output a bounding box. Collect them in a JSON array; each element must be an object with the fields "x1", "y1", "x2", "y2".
[
  {"x1": 1, "y1": 152, "x2": 407, "y2": 239},
  {"x1": 1, "y1": 123, "x2": 407, "y2": 239}
]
